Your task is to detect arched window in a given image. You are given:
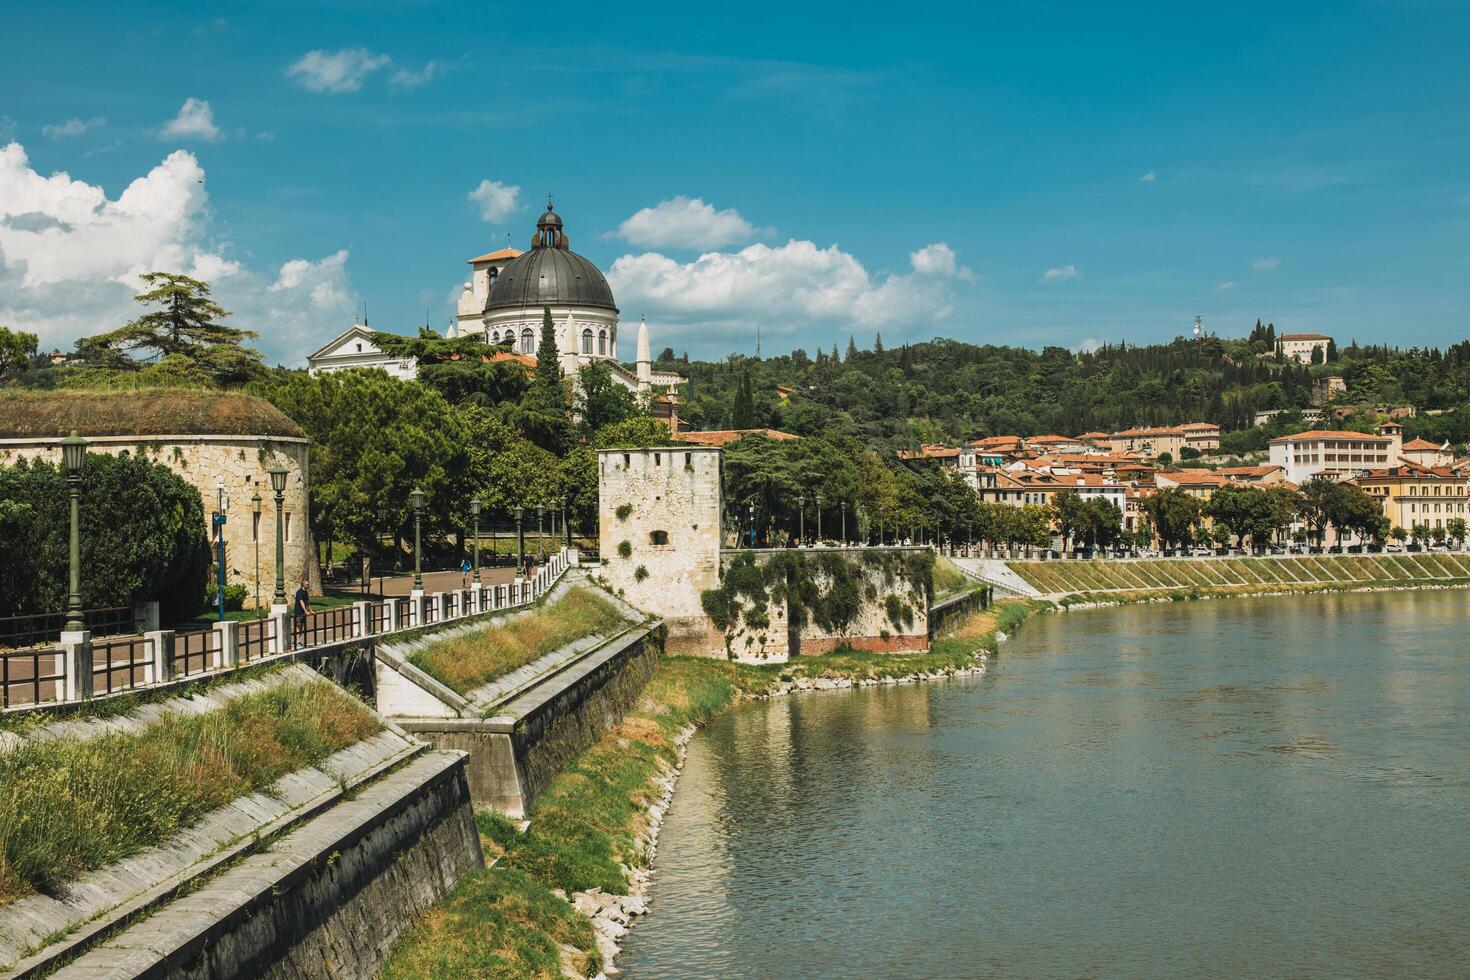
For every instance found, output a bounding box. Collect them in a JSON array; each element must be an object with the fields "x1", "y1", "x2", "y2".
[
  {"x1": 598, "y1": 330, "x2": 607, "y2": 356},
  {"x1": 582, "y1": 328, "x2": 593, "y2": 354},
  {"x1": 649, "y1": 530, "x2": 669, "y2": 546},
  {"x1": 490, "y1": 330, "x2": 500, "y2": 344},
  {"x1": 521, "y1": 327, "x2": 534, "y2": 354}
]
